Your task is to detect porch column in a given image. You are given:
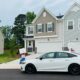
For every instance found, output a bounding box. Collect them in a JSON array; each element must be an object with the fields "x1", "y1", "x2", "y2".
[{"x1": 24, "y1": 39, "x2": 27, "y2": 52}]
